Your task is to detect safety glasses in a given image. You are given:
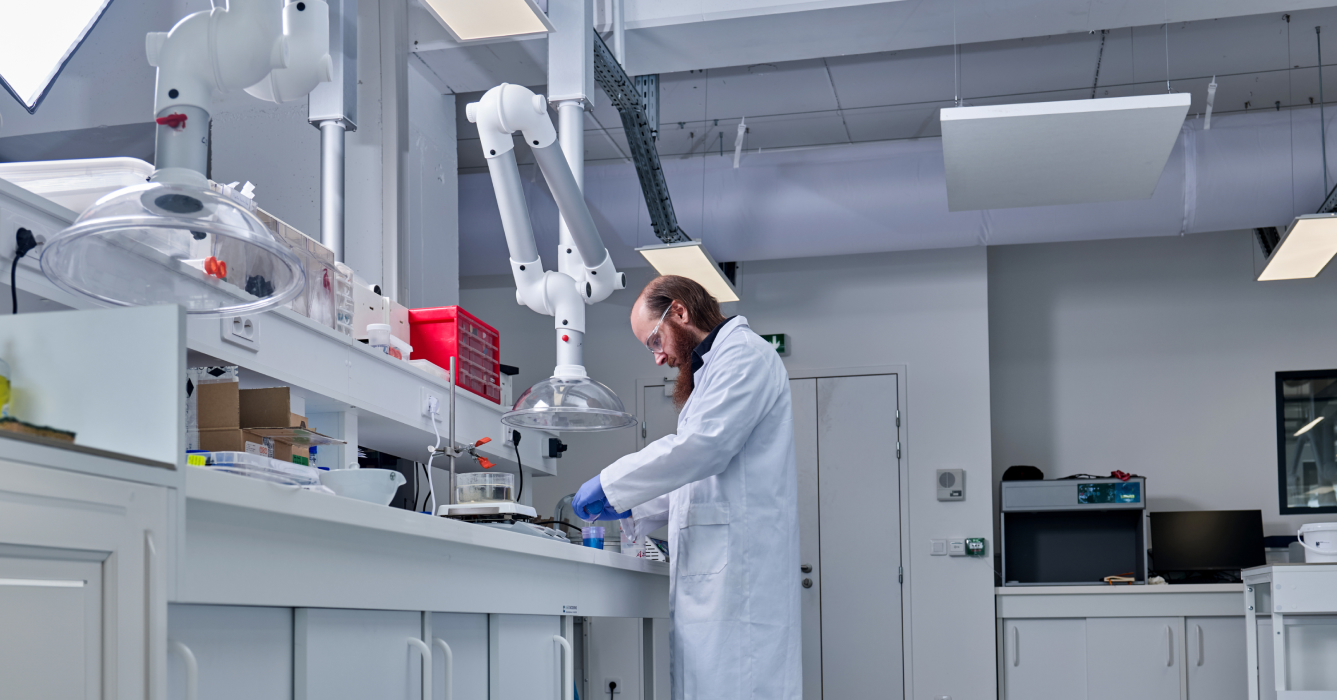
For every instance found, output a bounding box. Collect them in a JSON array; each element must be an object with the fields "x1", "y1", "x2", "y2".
[{"x1": 645, "y1": 305, "x2": 672, "y2": 354}]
